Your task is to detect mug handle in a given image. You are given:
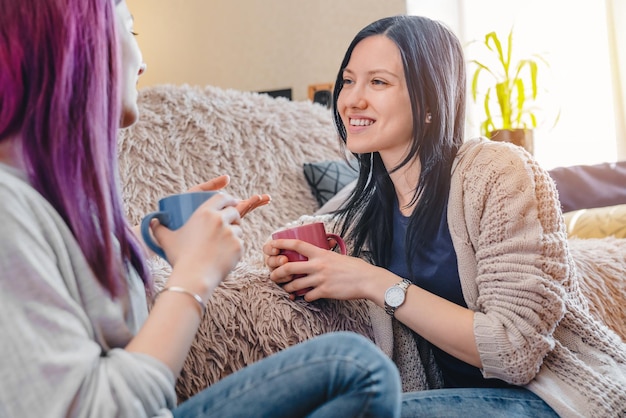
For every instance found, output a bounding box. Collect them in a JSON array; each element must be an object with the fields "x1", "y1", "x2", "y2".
[
  {"x1": 140, "y1": 211, "x2": 169, "y2": 260},
  {"x1": 327, "y1": 233, "x2": 347, "y2": 255}
]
